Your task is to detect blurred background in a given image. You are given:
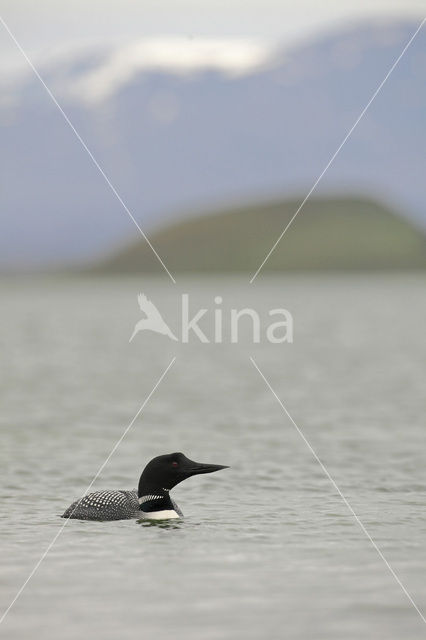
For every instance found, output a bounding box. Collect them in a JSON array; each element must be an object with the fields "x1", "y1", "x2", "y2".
[
  {"x1": 1, "y1": 3, "x2": 426, "y2": 640},
  {"x1": 0, "y1": 0, "x2": 425, "y2": 271}
]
